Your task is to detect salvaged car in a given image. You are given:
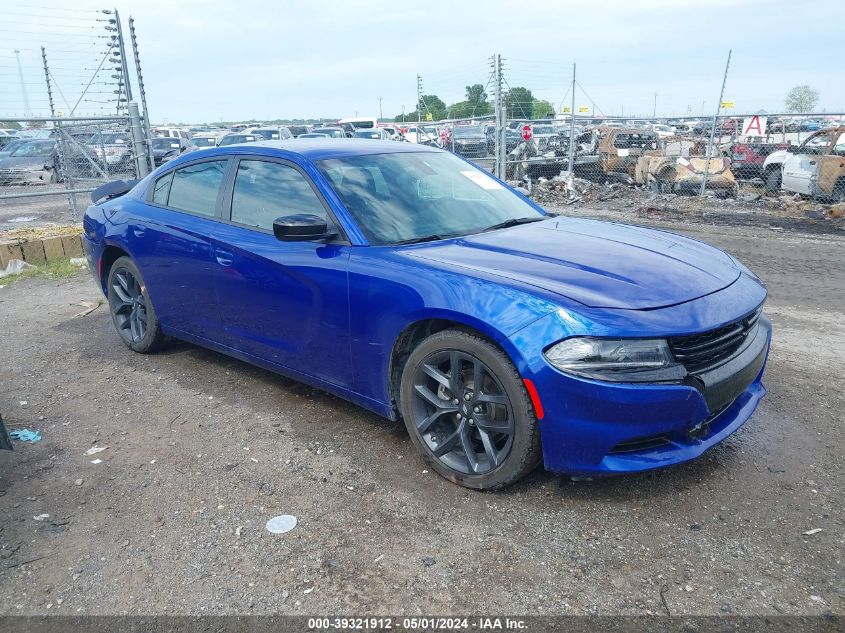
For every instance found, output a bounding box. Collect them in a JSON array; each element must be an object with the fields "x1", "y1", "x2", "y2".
[
  {"x1": 0, "y1": 139, "x2": 61, "y2": 184},
  {"x1": 151, "y1": 137, "x2": 196, "y2": 167},
  {"x1": 573, "y1": 127, "x2": 661, "y2": 180},
  {"x1": 635, "y1": 139, "x2": 737, "y2": 195},
  {"x1": 450, "y1": 125, "x2": 487, "y2": 158},
  {"x1": 83, "y1": 140, "x2": 770, "y2": 490},
  {"x1": 762, "y1": 127, "x2": 845, "y2": 200},
  {"x1": 729, "y1": 141, "x2": 790, "y2": 179}
]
